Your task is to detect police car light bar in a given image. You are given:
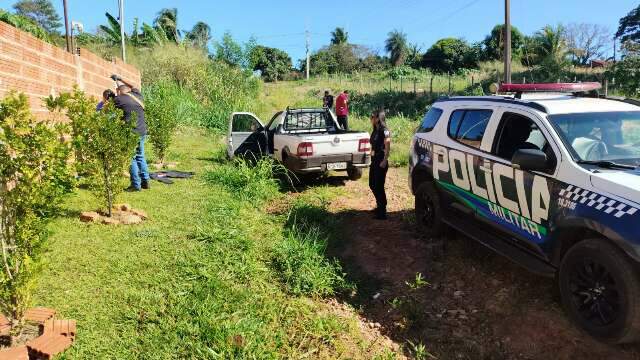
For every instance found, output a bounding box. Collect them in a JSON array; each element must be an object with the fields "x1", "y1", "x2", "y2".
[{"x1": 498, "y1": 82, "x2": 602, "y2": 94}]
